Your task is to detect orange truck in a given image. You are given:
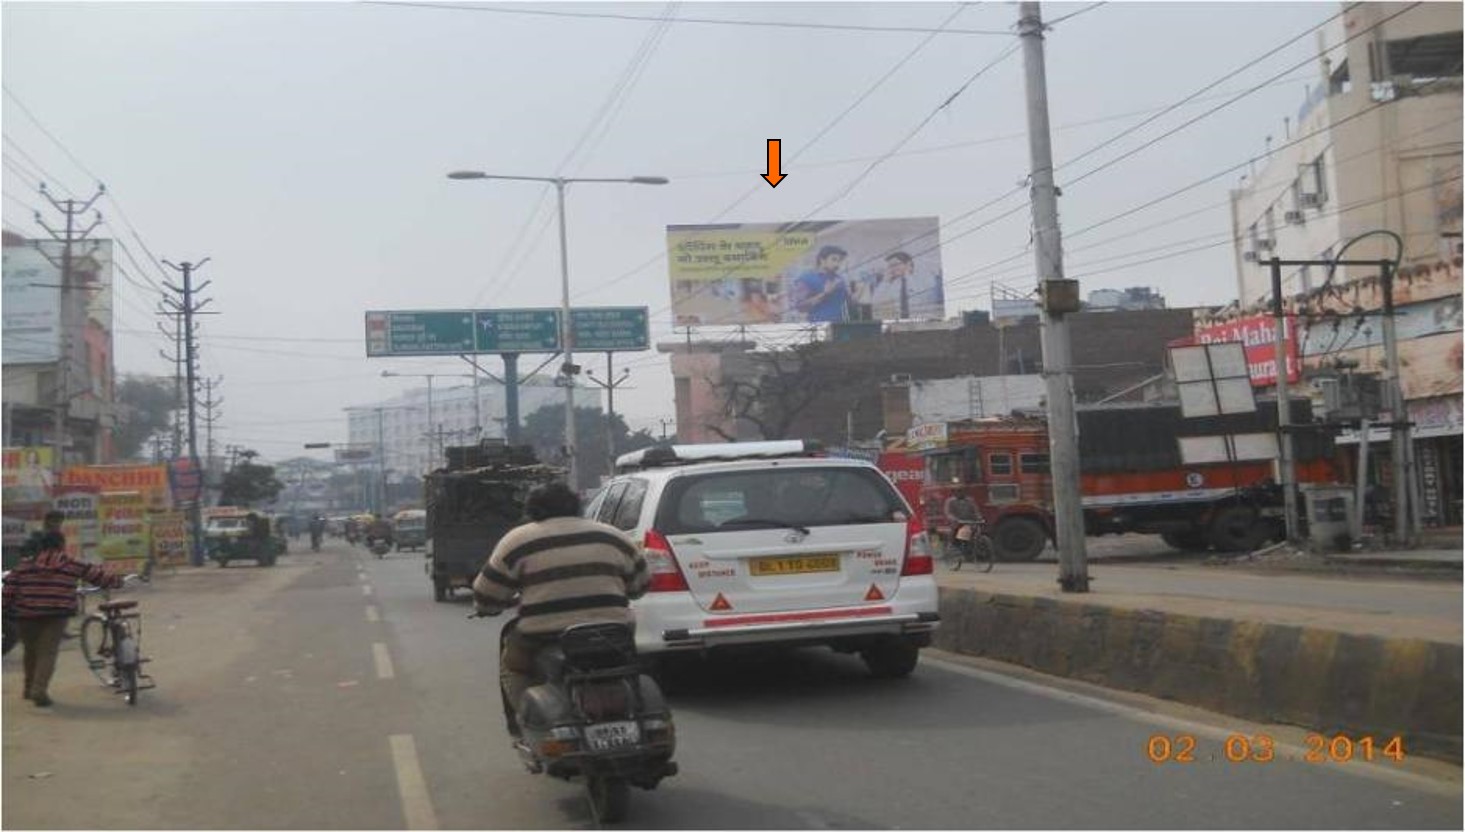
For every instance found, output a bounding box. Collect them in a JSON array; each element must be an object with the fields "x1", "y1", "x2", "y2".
[{"x1": 906, "y1": 399, "x2": 1339, "y2": 561}]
